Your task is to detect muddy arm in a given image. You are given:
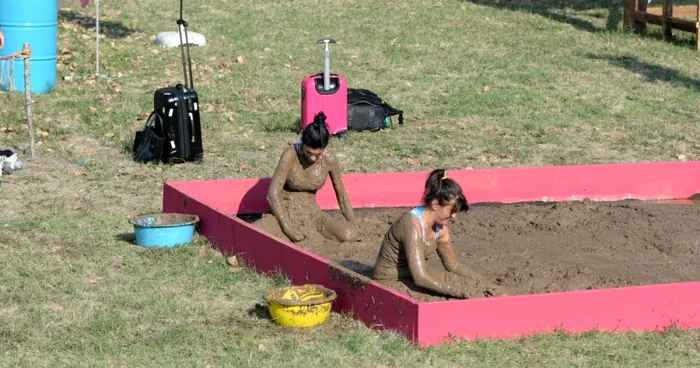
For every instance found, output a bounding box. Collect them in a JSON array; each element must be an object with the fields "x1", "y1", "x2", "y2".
[
  {"x1": 326, "y1": 154, "x2": 355, "y2": 222},
  {"x1": 400, "y1": 218, "x2": 466, "y2": 298},
  {"x1": 266, "y1": 146, "x2": 304, "y2": 241},
  {"x1": 436, "y1": 227, "x2": 478, "y2": 279}
]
